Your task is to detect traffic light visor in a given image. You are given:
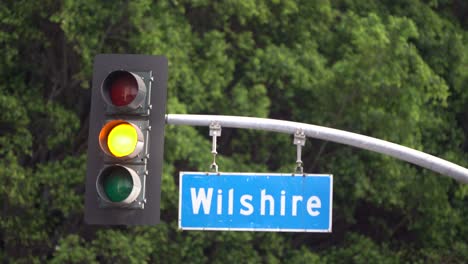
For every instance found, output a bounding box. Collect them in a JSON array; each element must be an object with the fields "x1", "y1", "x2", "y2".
[{"x1": 99, "y1": 120, "x2": 144, "y2": 159}]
